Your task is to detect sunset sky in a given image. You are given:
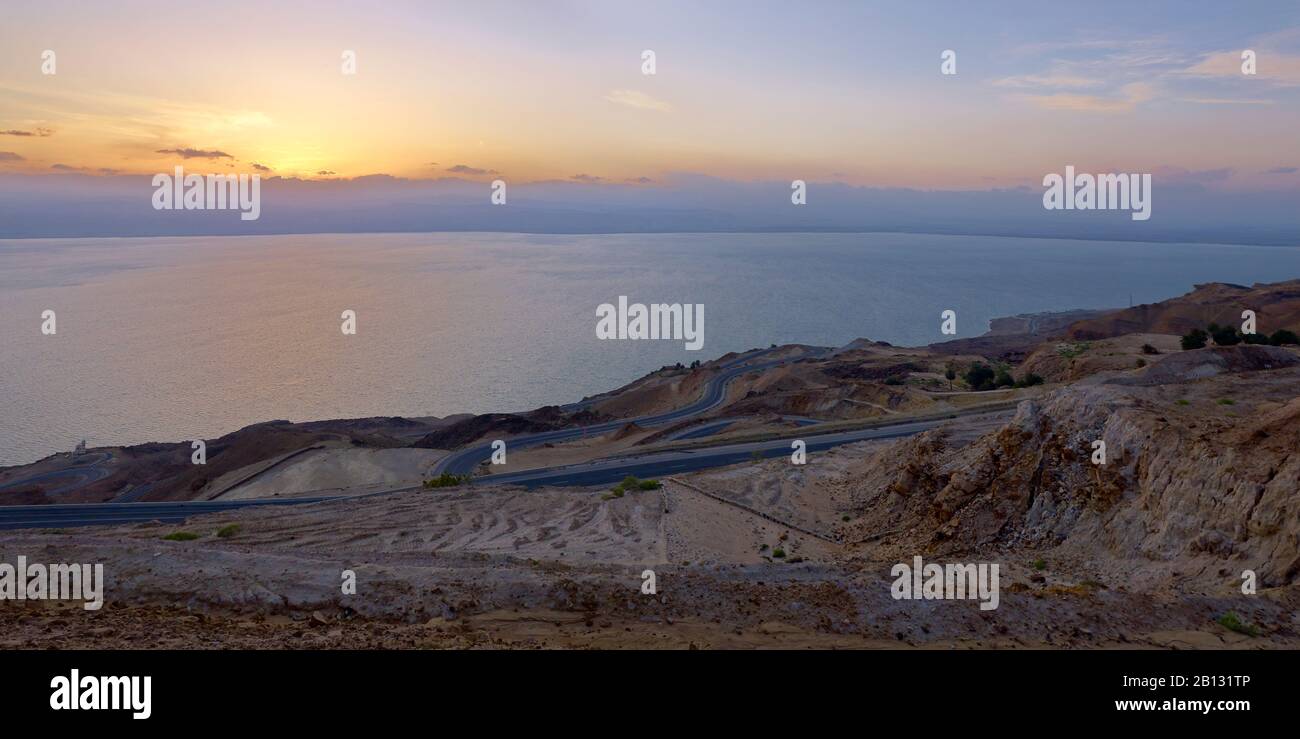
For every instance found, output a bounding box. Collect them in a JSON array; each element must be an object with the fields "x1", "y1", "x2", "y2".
[{"x1": 1, "y1": 0, "x2": 1299, "y2": 190}]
